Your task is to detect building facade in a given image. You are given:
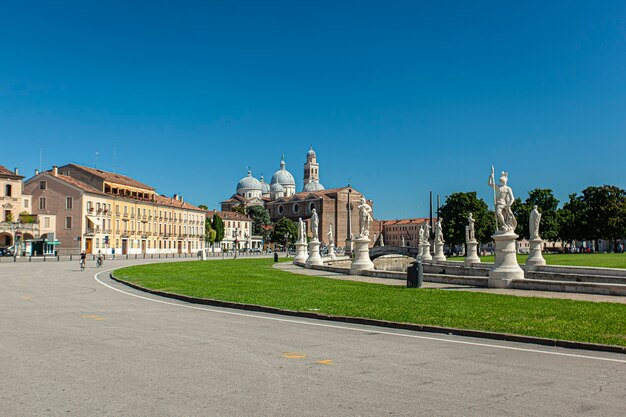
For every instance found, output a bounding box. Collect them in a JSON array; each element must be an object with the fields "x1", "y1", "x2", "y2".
[
  {"x1": 220, "y1": 147, "x2": 380, "y2": 248},
  {"x1": 209, "y1": 210, "x2": 263, "y2": 252},
  {"x1": 24, "y1": 164, "x2": 206, "y2": 255},
  {"x1": 381, "y1": 218, "x2": 433, "y2": 247}
]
